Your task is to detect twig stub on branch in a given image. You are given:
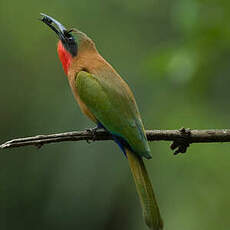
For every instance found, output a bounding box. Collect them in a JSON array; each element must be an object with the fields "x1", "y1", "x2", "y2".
[{"x1": 170, "y1": 127, "x2": 191, "y2": 155}]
